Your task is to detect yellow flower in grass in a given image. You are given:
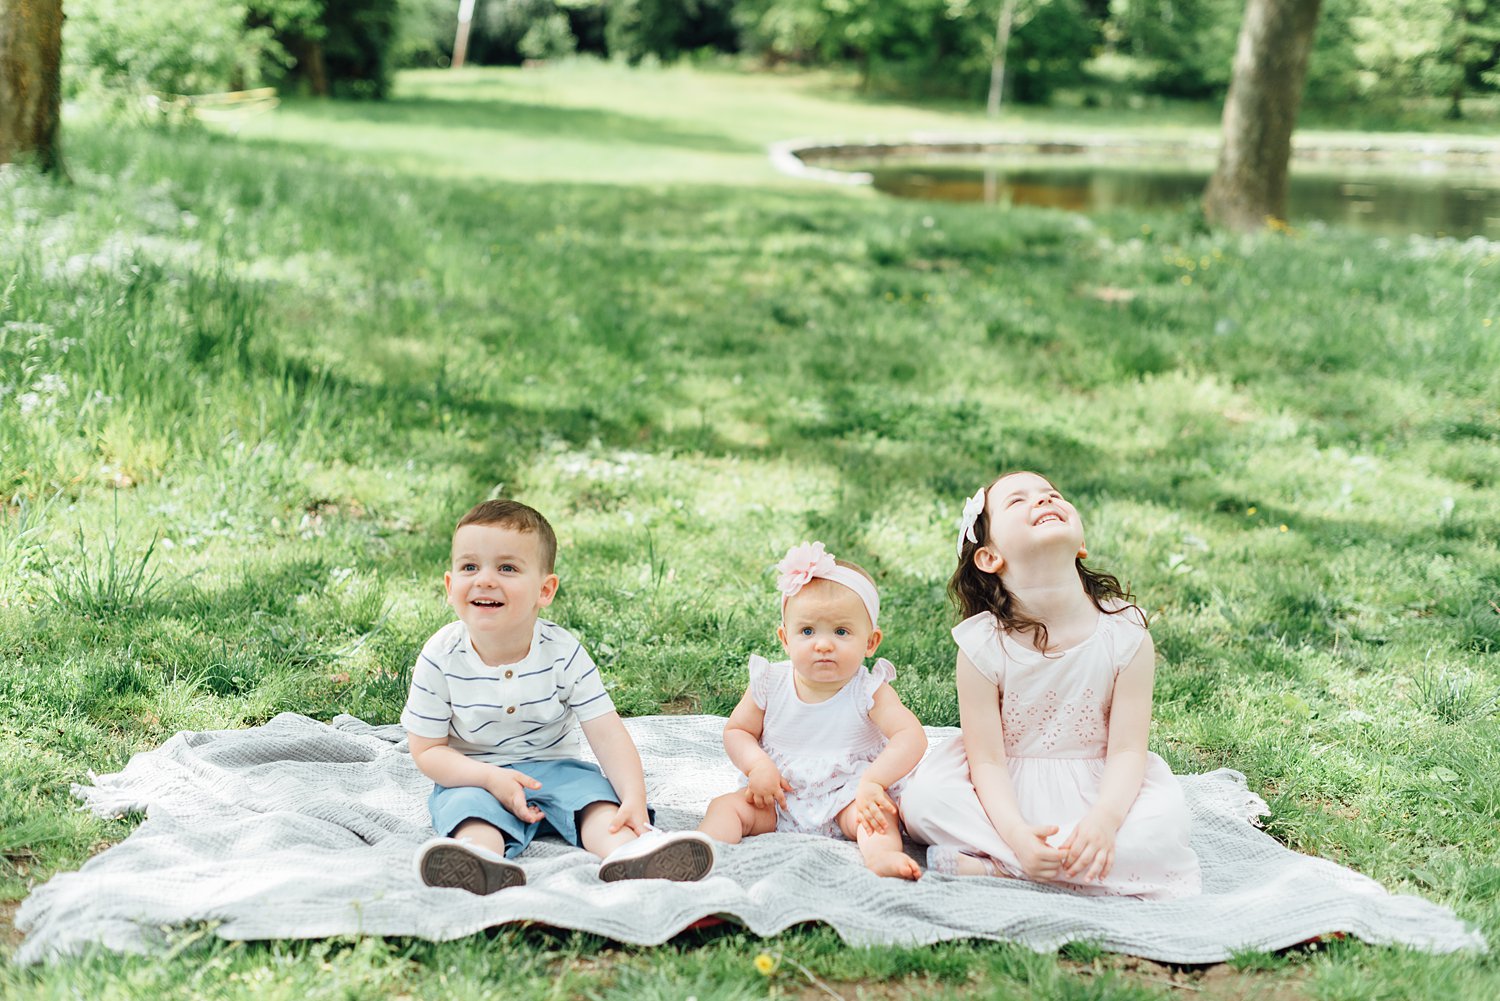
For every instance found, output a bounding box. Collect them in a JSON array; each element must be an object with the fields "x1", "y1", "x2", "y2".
[{"x1": 753, "y1": 952, "x2": 779, "y2": 976}]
